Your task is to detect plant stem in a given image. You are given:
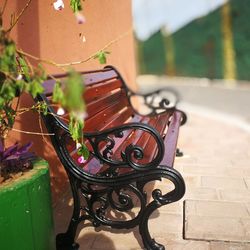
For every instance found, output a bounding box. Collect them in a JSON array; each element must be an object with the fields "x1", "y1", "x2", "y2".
[
  {"x1": 16, "y1": 28, "x2": 132, "y2": 68},
  {"x1": 6, "y1": 0, "x2": 32, "y2": 33},
  {"x1": 10, "y1": 127, "x2": 55, "y2": 136},
  {"x1": 0, "y1": 0, "x2": 8, "y2": 17}
]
